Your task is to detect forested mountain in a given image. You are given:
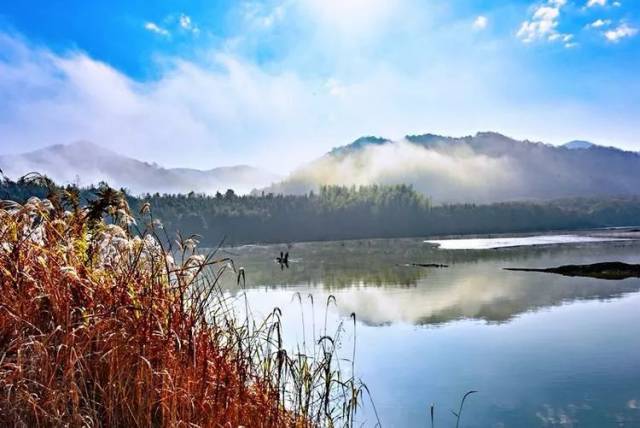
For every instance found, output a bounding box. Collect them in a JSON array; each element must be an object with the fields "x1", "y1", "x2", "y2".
[
  {"x1": 264, "y1": 132, "x2": 640, "y2": 203},
  {"x1": 0, "y1": 141, "x2": 280, "y2": 195}
]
